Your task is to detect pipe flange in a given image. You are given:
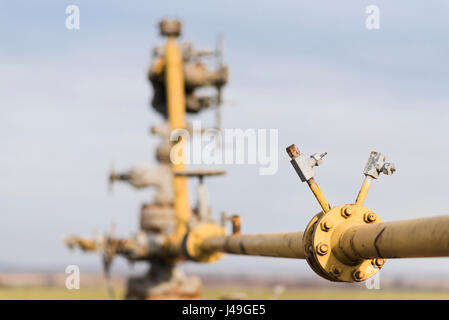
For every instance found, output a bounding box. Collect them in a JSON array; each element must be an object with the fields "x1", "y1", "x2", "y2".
[
  {"x1": 304, "y1": 204, "x2": 385, "y2": 282},
  {"x1": 303, "y1": 211, "x2": 336, "y2": 281},
  {"x1": 183, "y1": 223, "x2": 225, "y2": 263}
]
